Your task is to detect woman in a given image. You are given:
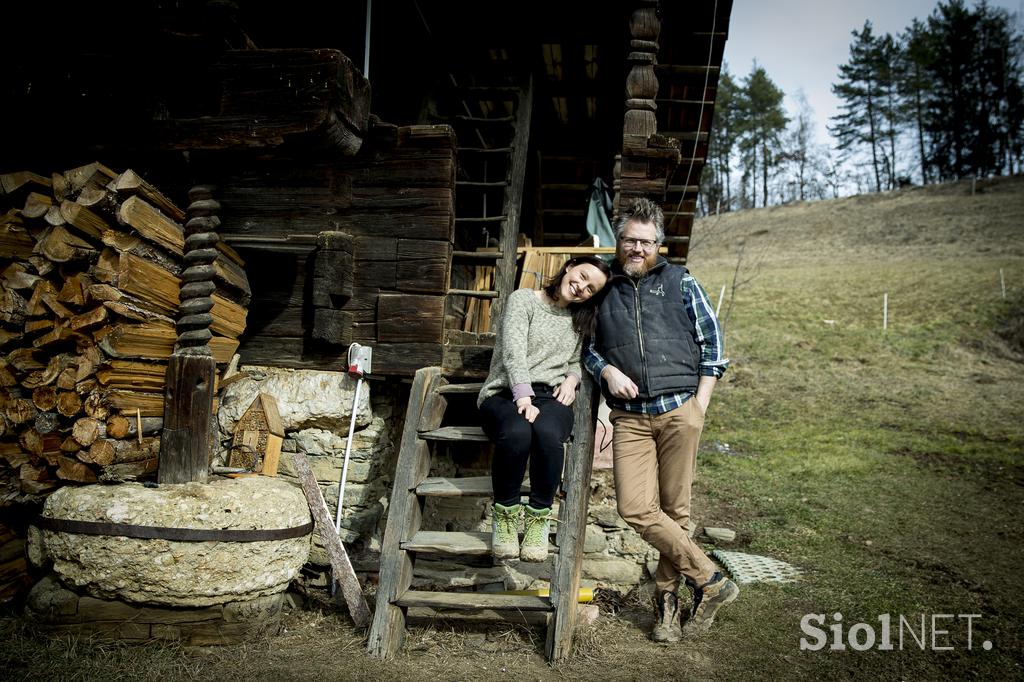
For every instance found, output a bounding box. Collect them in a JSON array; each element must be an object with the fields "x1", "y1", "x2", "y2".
[{"x1": 477, "y1": 256, "x2": 611, "y2": 563}]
